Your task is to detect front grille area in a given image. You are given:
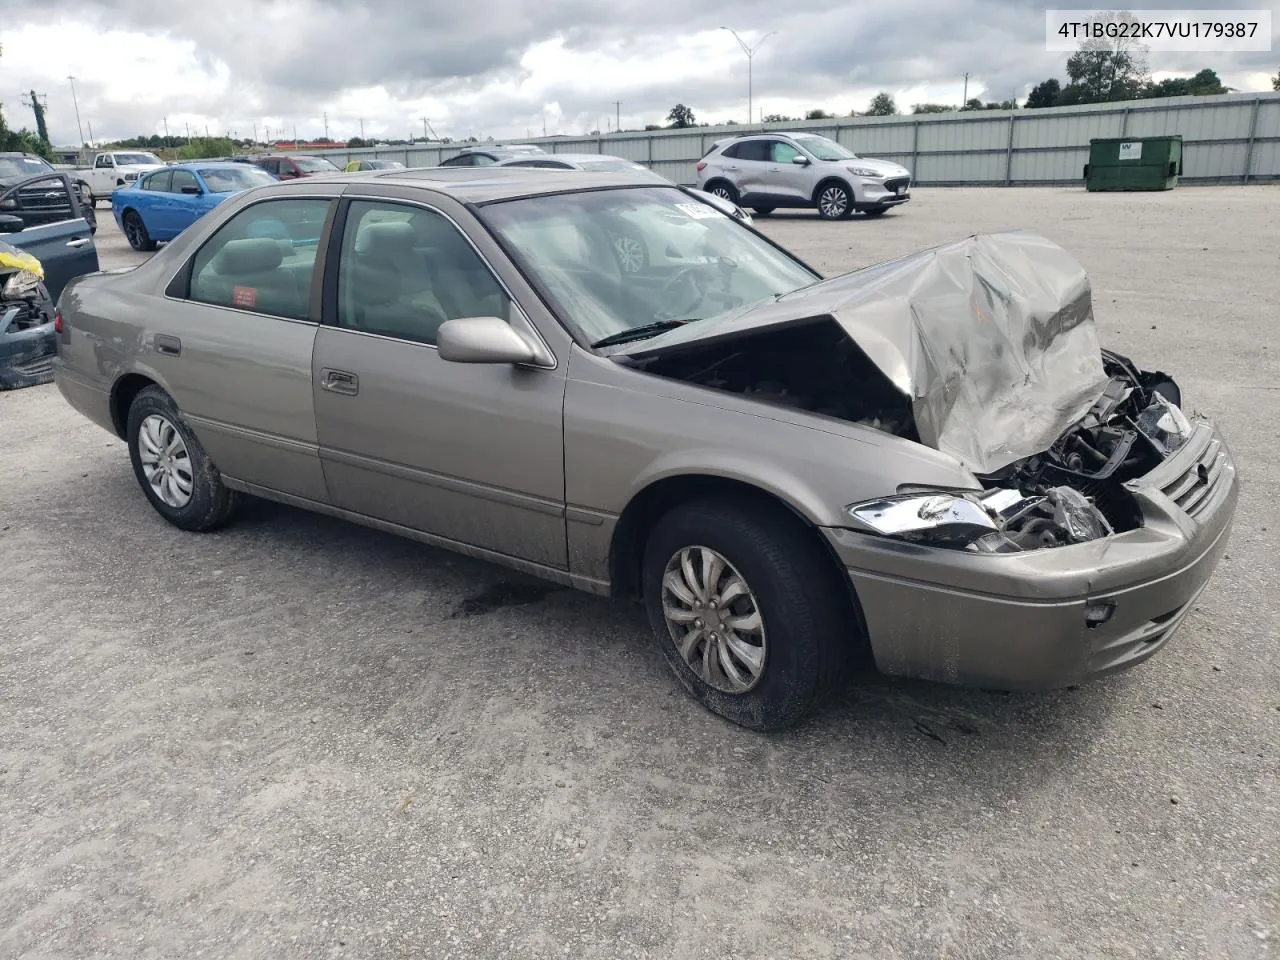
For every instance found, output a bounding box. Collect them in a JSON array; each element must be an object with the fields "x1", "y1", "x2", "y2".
[
  {"x1": 1162, "y1": 435, "x2": 1227, "y2": 520},
  {"x1": 884, "y1": 176, "x2": 911, "y2": 192},
  {"x1": 16, "y1": 186, "x2": 72, "y2": 211}
]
